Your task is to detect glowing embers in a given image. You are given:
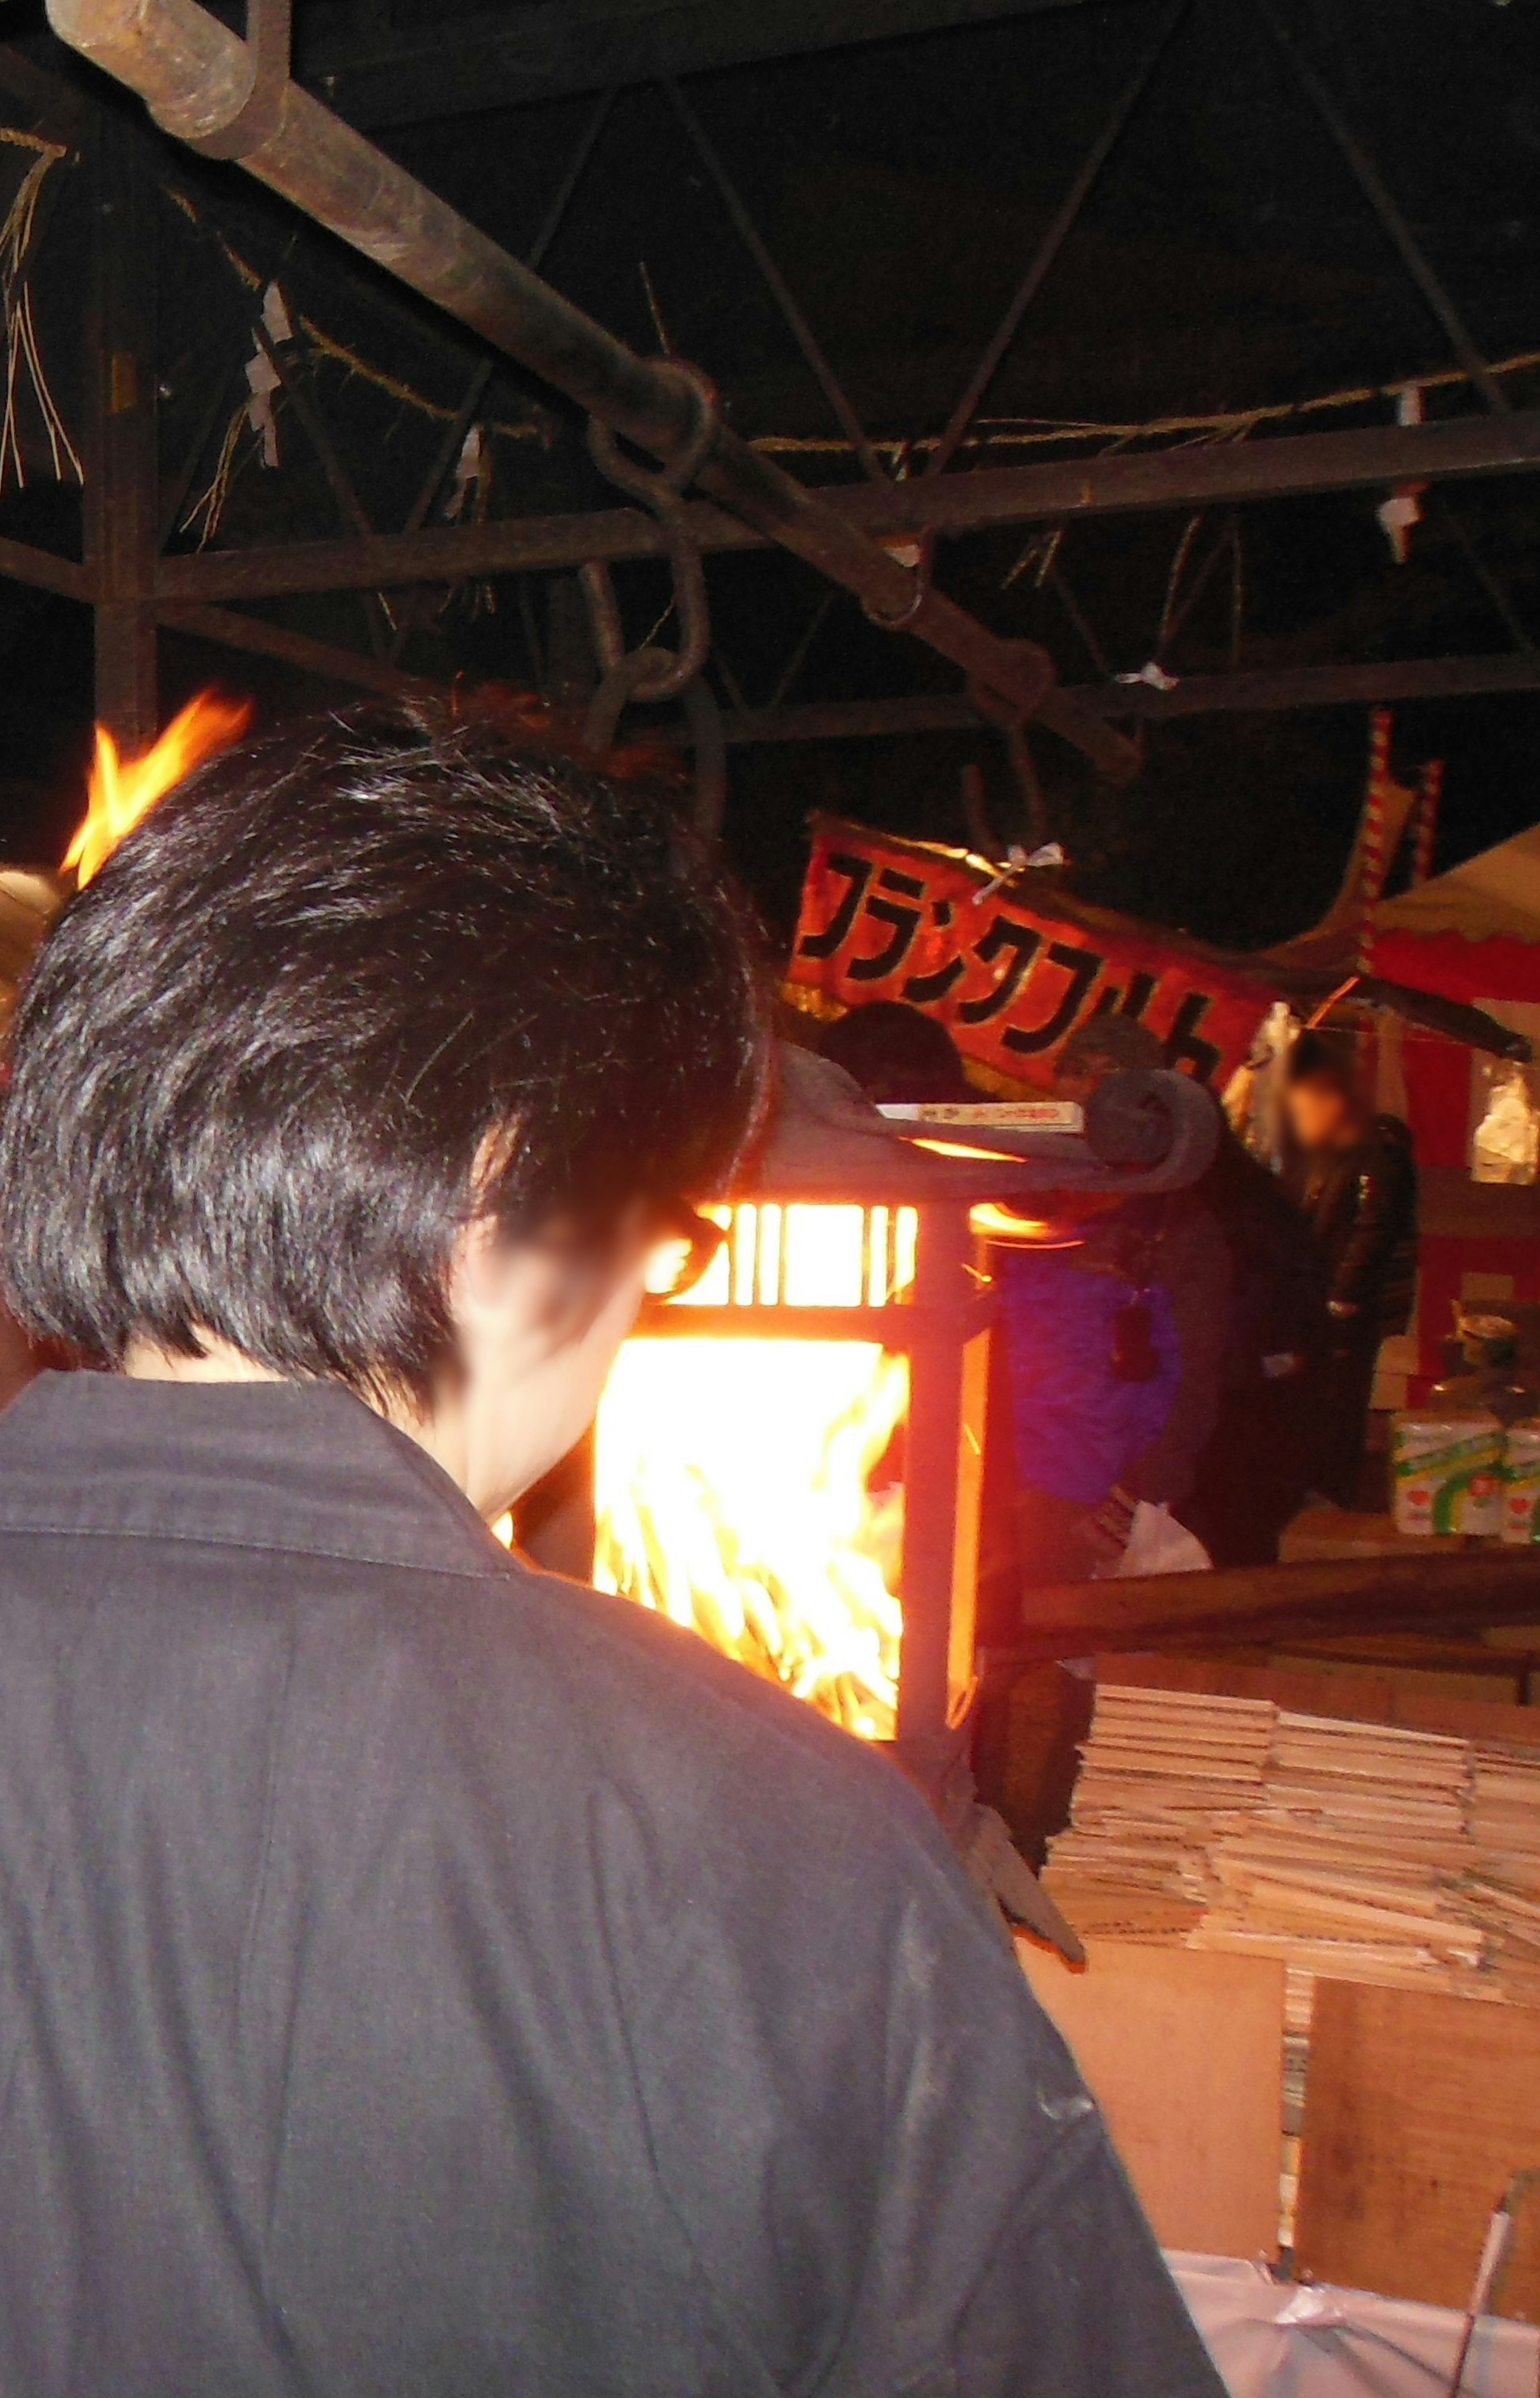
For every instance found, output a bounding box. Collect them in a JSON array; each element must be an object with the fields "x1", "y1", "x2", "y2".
[
  {"x1": 594, "y1": 1203, "x2": 919, "y2": 1739},
  {"x1": 63, "y1": 690, "x2": 251, "y2": 887}
]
